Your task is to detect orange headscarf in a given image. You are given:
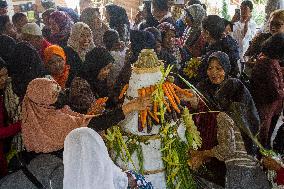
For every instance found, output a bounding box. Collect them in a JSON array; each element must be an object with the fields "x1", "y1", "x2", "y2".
[{"x1": 44, "y1": 45, "x2": 70, "y2": 89}]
